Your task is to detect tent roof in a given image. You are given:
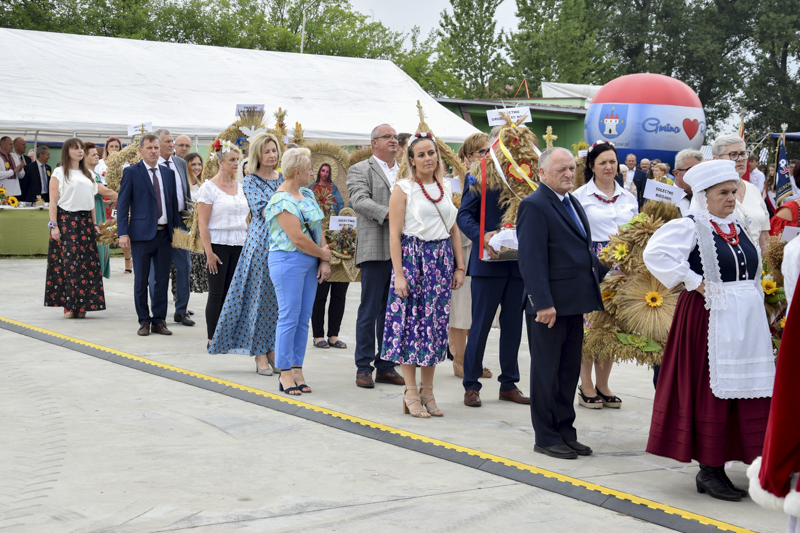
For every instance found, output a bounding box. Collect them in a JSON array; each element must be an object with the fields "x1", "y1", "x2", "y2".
[
  {"x1": 540, "y1": 82, "x2": 602, "y2": 106},
  {"x1": 0, "y1": 28, "x2": 479, "y2": 144}
]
